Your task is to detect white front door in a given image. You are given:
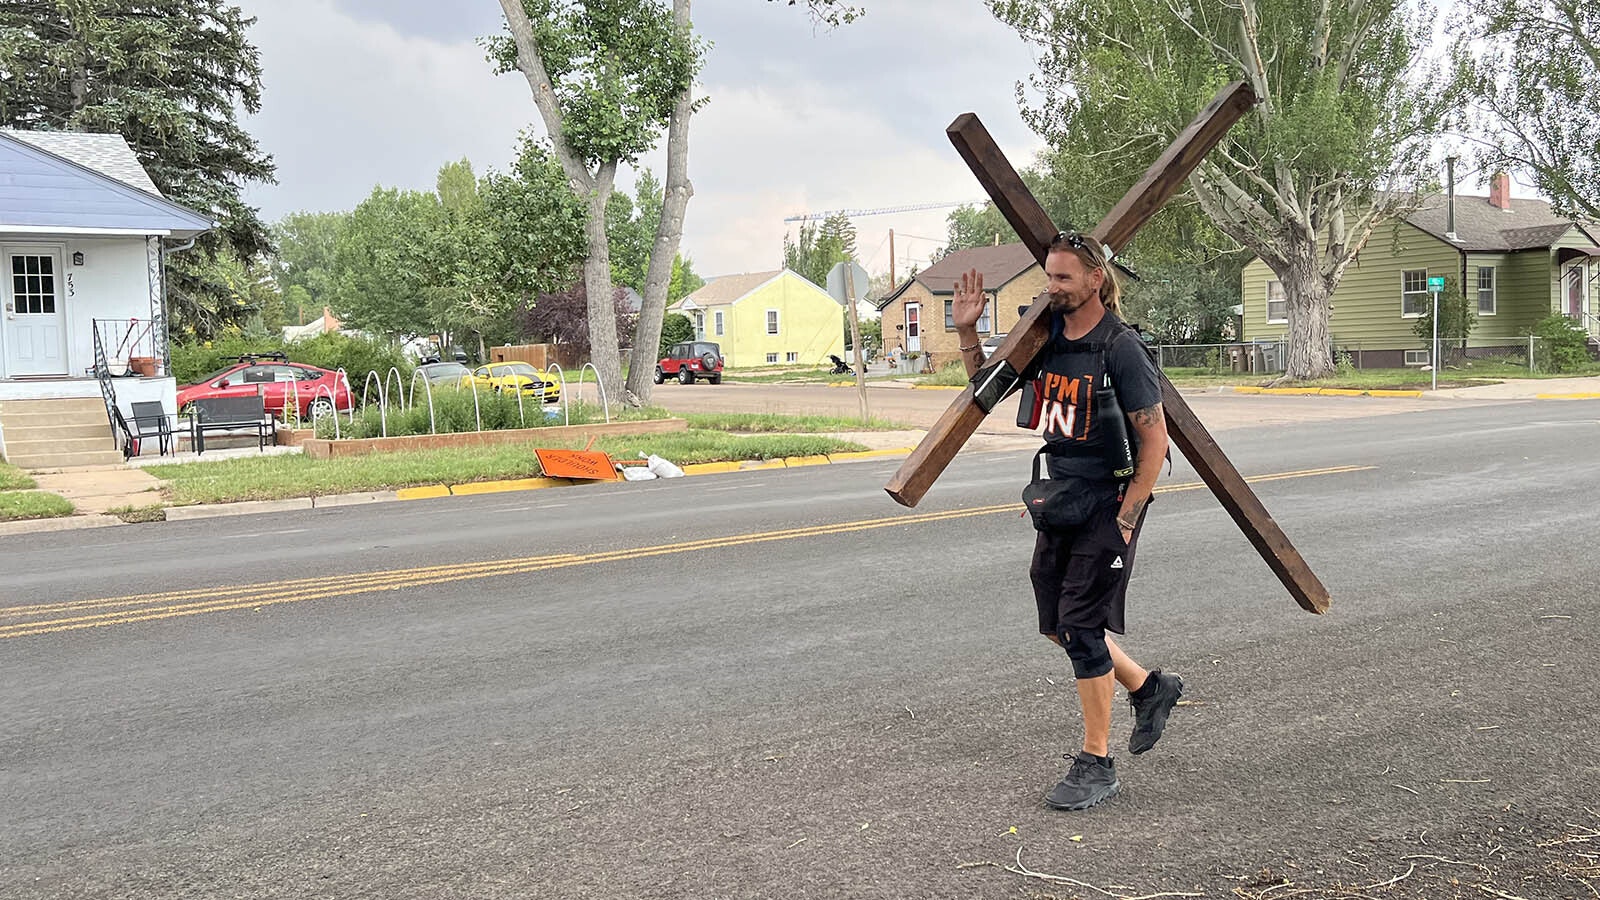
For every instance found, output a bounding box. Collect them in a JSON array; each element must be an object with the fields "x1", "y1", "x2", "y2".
[
  {"x1": 3, "y1": 248, "x2": 68, "y2": 376},
  {"x1": 905, "y1": 303, "x2": 921, "y2": 352}
]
